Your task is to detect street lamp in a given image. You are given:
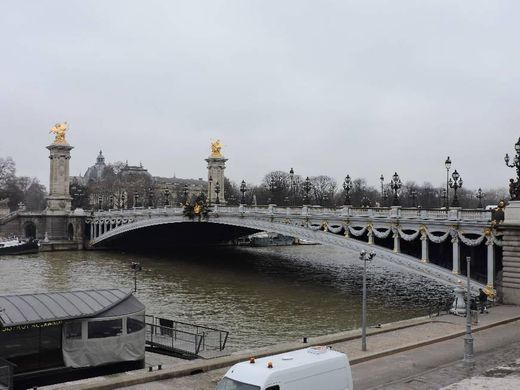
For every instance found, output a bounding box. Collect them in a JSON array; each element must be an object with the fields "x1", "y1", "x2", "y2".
[
  {"x1": 359, "y1": 249, "x2": 376, "y2": 351},
  {"x1": 343, "y1": 175, "x2": 353, "y2": 205},
  {"x1": 390, "y1": 172, "x2": 402, "y2": 206},
  {"x1": 380, "y1": 174, "x2": 384, "y2": 205},
  {"x1": 240, "y1": 180, "x2": 247, "y2": 204},
  {"x1": 409, "y1": 189, "x2": 418, "y2": 208},
  {"x1": 504, "y1": 137, "x2": 520, "y2": 200},
  {"x1": 183, "y1": 184, "x2": 189, "y2": 204},
  {"x1": 147, "y1": 187, "x2": 154, "y2": 208},
  {"x1": 164, "y1": 188, "x2": 170, "y2": 207},
  {"x1": 463, "y1": 256, "x2": 474, "y2": 367},
  {"x1": 441, "y1": 188, "x2": 447, "y2": 208},
  {"x1": 267, "y1": 177, "x2": 277, "y2": 204},
  {"x1": 445, "y1": 156, "x2": 452, "y2": 209},
  {"x1": 131, "y1": 261, "x2": 142, "y2": 293},
  {"x1": 289, "y1": 168, "x2": 295, "y2": 206},
  {"x1": 303, "y1": 177, "x2": 312, "y2": 205},
  {"x1": 215, "y1": 181, "x2": 221, "y2": 204},
  {"x1": 382, "y1": 189, "x2": 388, "y2": 207},
  {"x1": 449, "y1": 170, "x2": 463, "y2": 207},
  {"x1": 475, "y1": 188, "x2": 485, "y2": 209},
  {"x1": 208, "y1": 176, "x2": 213, "y2": 206}
]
